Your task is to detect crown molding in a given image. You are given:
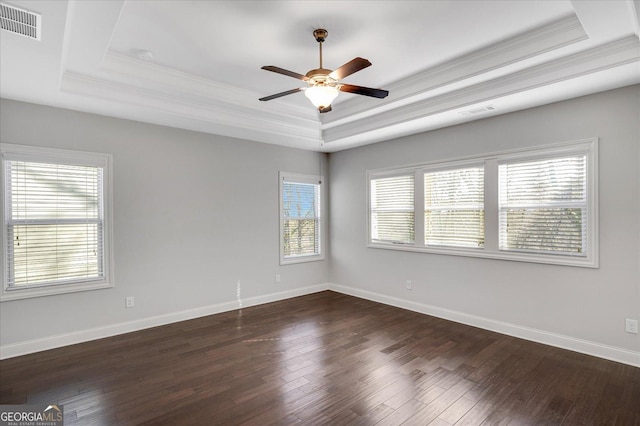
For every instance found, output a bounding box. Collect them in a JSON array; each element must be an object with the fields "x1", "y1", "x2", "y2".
[
  {"x1": 101, "y1": 51, "x2": 317, "y2": 121},
  {"x1": 68, "y1": 10, "x2": 590, "y2": 150},
  {"x1": 60, "y1": 71, "x2": 322, "y2": 148},
  {"x1": 324, "y1": 14, "x2": 588, "y2": 124},
  {"x1": 322, "y1": 35, "x2": 640, "y2": 145},
  {"x1": 52, "y1": 3, "x2": 638, "y2": 152}
]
